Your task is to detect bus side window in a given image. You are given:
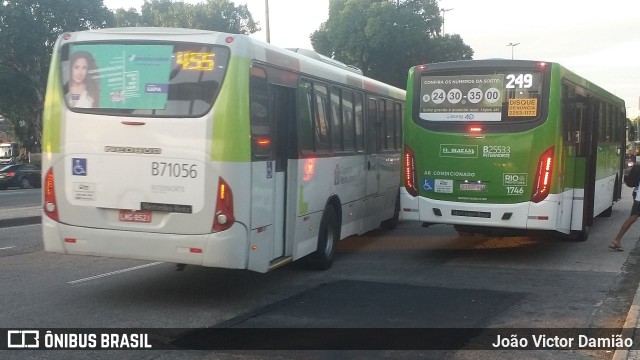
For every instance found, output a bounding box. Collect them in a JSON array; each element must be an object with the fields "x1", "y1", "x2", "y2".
[
  {"x1": 342, "y1": 89, "x2": 355, "y2": 152},
  {"x1": 367, "y1": 98, "x2": 379, "y2": 154},
  {"x1": 562, "y1": 83, "x2": 585, "y2": 146},
  {"x1": 395, "y1": 102, "x2": 403, "y2": 150},
  {"x1": 313, "y1": 83, "x2": 331, "y2": 152},
  {"x1": 378, "y1": 99, "x2": 388, "y2": 151},
  {"x1": 331, "y1": 85, "x2": 343, "y2": 151},
  {"x1": 298, "y1": 79, "x2": 314, "y2": 154},
  {"x1": 385, "y1": 99, "x2": 395, "y2": 151},
  {"x1": 250, "y1": 66, "x2": 272, "y2": 160},
  {"x1": 354, "y1": 92, "x2": 364, "y2": 152}
]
